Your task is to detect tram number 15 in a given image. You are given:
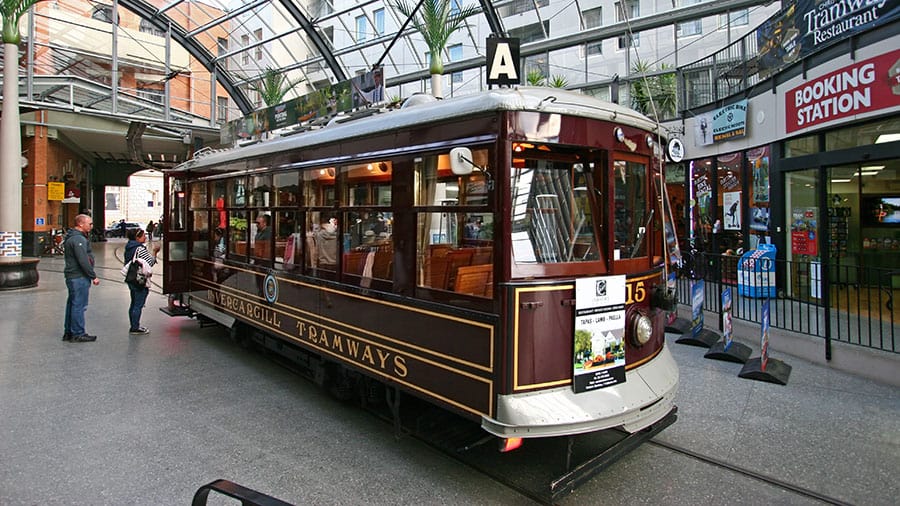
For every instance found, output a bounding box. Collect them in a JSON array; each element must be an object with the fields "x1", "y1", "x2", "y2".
[{"x1": 626, "y1": 281, "x2": 647, "y2": 305}]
